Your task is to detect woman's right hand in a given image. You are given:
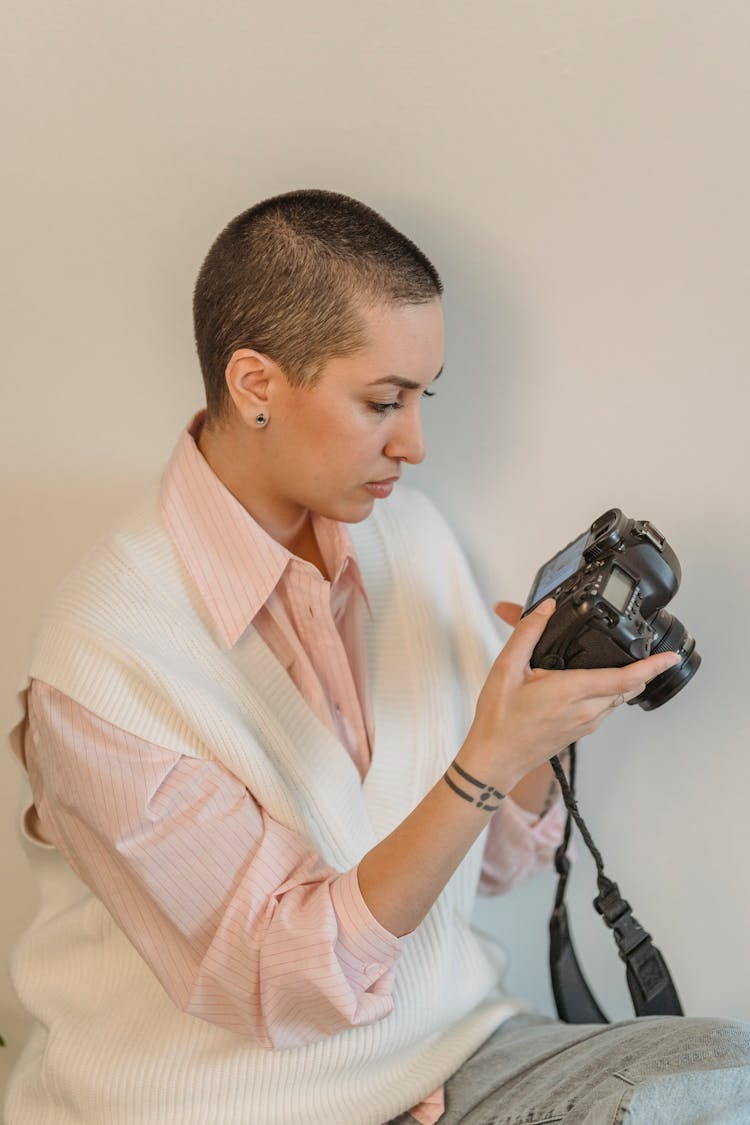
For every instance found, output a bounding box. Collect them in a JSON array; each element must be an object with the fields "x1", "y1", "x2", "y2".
[
  {"x1": 461, "y1": 597, "x2": 682, "y2": 794},
  {"x1": 359, "y1": 598, "x2": 681, "y2": 939}
]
